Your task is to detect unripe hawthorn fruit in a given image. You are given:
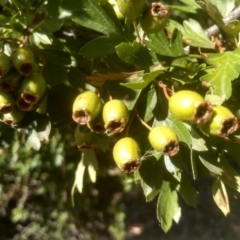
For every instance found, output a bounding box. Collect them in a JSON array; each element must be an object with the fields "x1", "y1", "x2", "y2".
[
  {"x1": 87, "y1": 110, "x2": 106, "y2": 133},
  {"x1": 74, "y1": 125, "x2": 96, "y2": 149},
  {"x1": 0, "y1": 52, "x2": 11, "y2": 78},
  {"x1": 12, "y1": 48, "x2": 35, "y2": 76},
  {"x1": 0, "y1": 89, "x2": 15, "y2": 113},
  {"x1": 2, "y1": 107, "x2": 25, "y2": 127},
  {"x1": 140, "y1": 2, "x2": 170, "y2": 34},
  {"x1": 17, "y1": 73, "x2": 46, "y2": 111},
  {"x1": 149, "y1": 126, "x2": 179, "y2": 156},
  {"x1": 103, "y1": 99, "x2": 129, "y2": 133},
  {"x1": 200, "y1": 105, "x2": 238, "y2": 137},
  {"x1": 117, "y1": 0, "x2": 147, "y2": 19},
  {"x1": 72, "y1": 91, "x2": 102, "y2": 125},
  {"x1": 169, "y1": 90, "x2": 213, "y2": 124},
  {"x1": 0, "y1": 68, "x2": 22, "y2": 91},
  {"x1": 113, "y1": 137, "x2": 141, "y2": 173}
]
